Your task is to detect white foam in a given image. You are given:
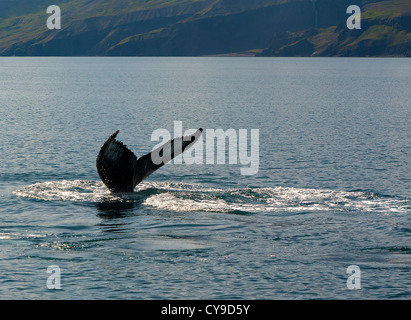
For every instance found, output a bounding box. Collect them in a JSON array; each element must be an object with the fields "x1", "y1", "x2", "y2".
[
  {"x1": 143, "y1": 192, "x2": 231, "y2": 212},
  {"x1": 0, "y1": 232, "x2": 46, "y2": 240},
  {"x1": 142, "y1": 184, "x2": 409, "y2": 214},
  {"x1": 13, "y1": 180, "x2": 409, "y2": 214},
  {"x1": 13, "y1": 180, "x2": 120, "y2": 202}
]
